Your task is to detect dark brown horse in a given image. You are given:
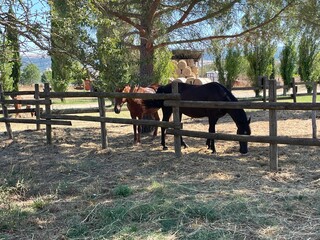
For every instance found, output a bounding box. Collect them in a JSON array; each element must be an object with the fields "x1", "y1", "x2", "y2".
[
  {"x1": 144, "y1": 82, "x2": 251, "y2": 154},
  {"x1": 114, "y1": 85, "x2": 160, "y2": 144}
]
